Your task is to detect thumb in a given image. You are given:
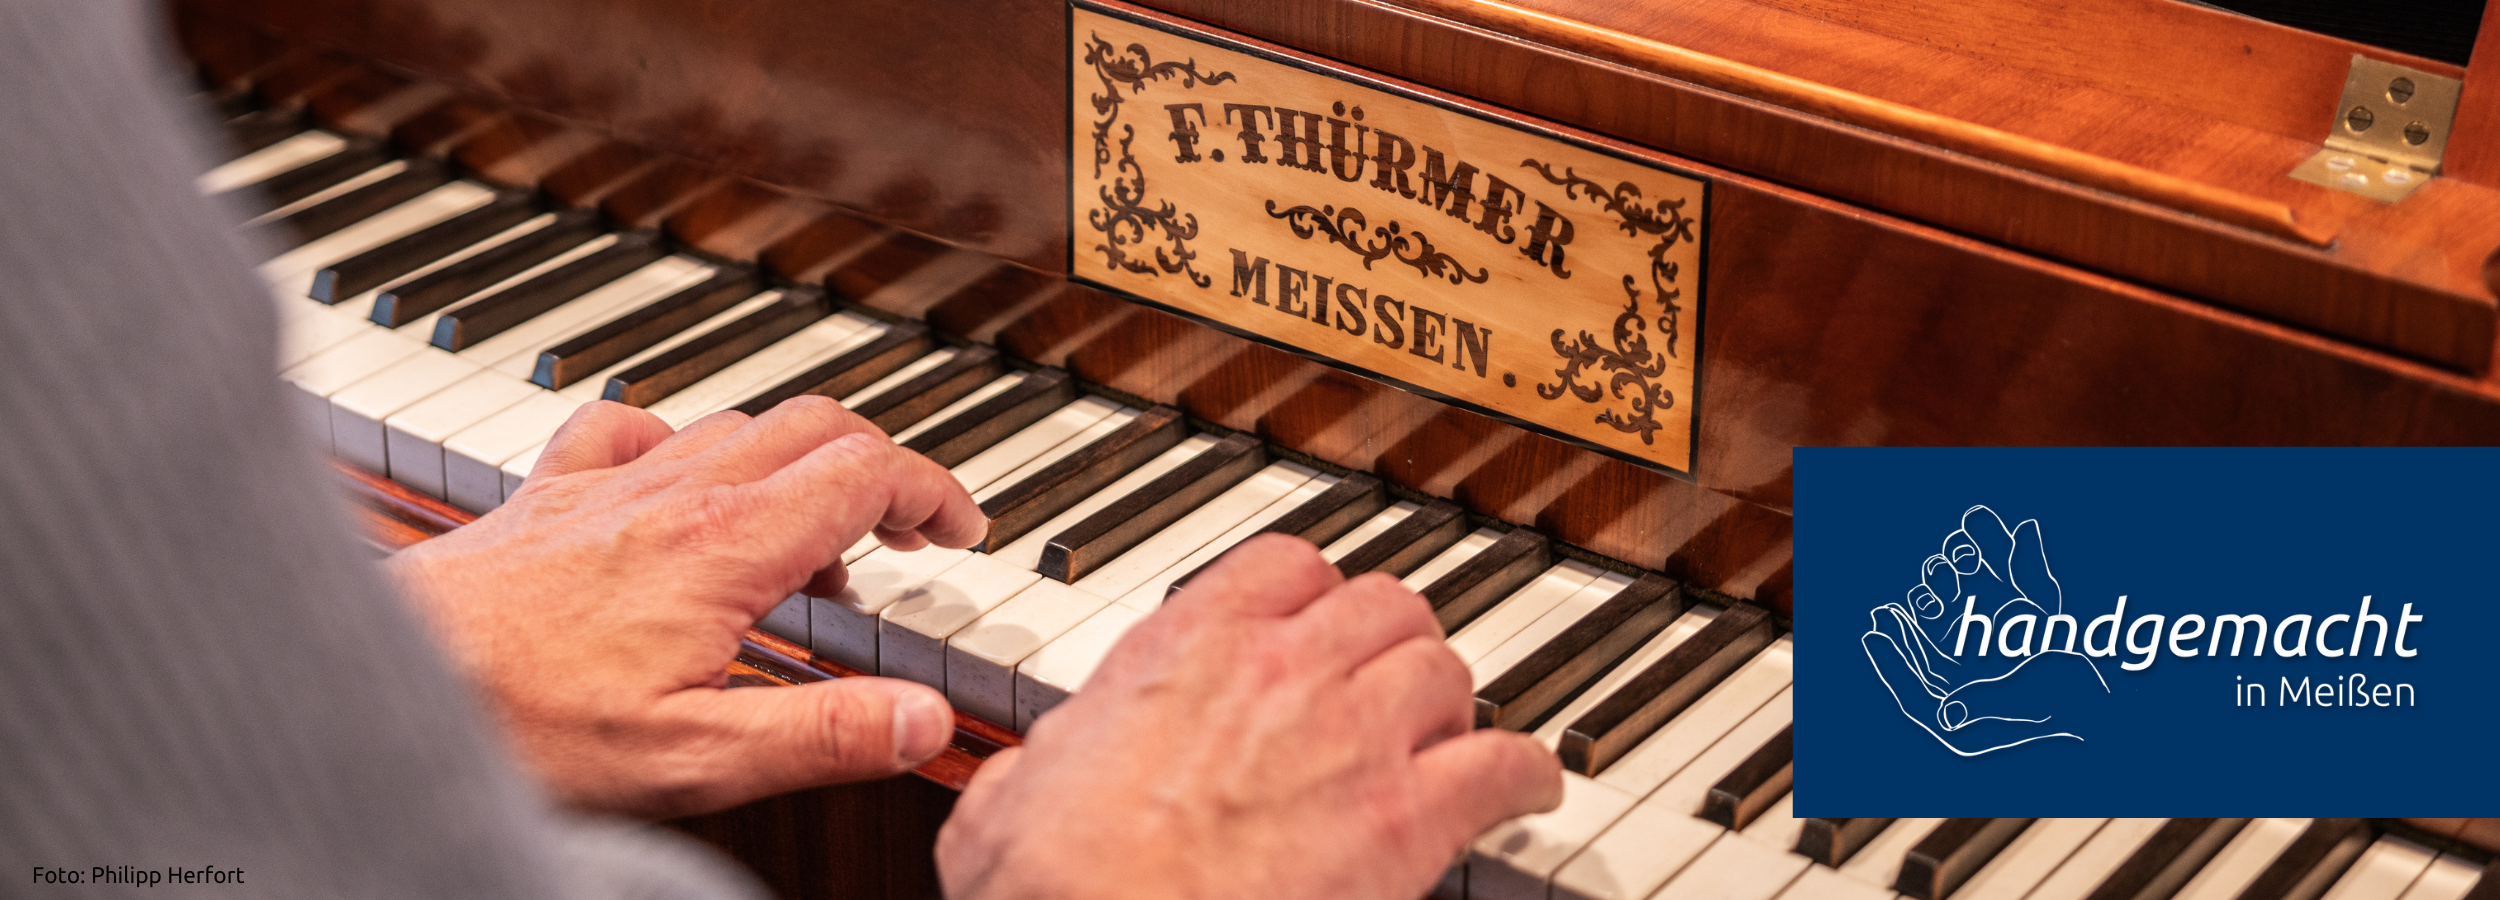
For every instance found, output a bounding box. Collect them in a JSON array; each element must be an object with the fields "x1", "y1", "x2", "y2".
[
  {"x1": 1412, "y1": 729, "x2": 1561, "y2": 850},
  {"x1": 668, "y1": 676, "x2": 955, "y2": 810}
]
